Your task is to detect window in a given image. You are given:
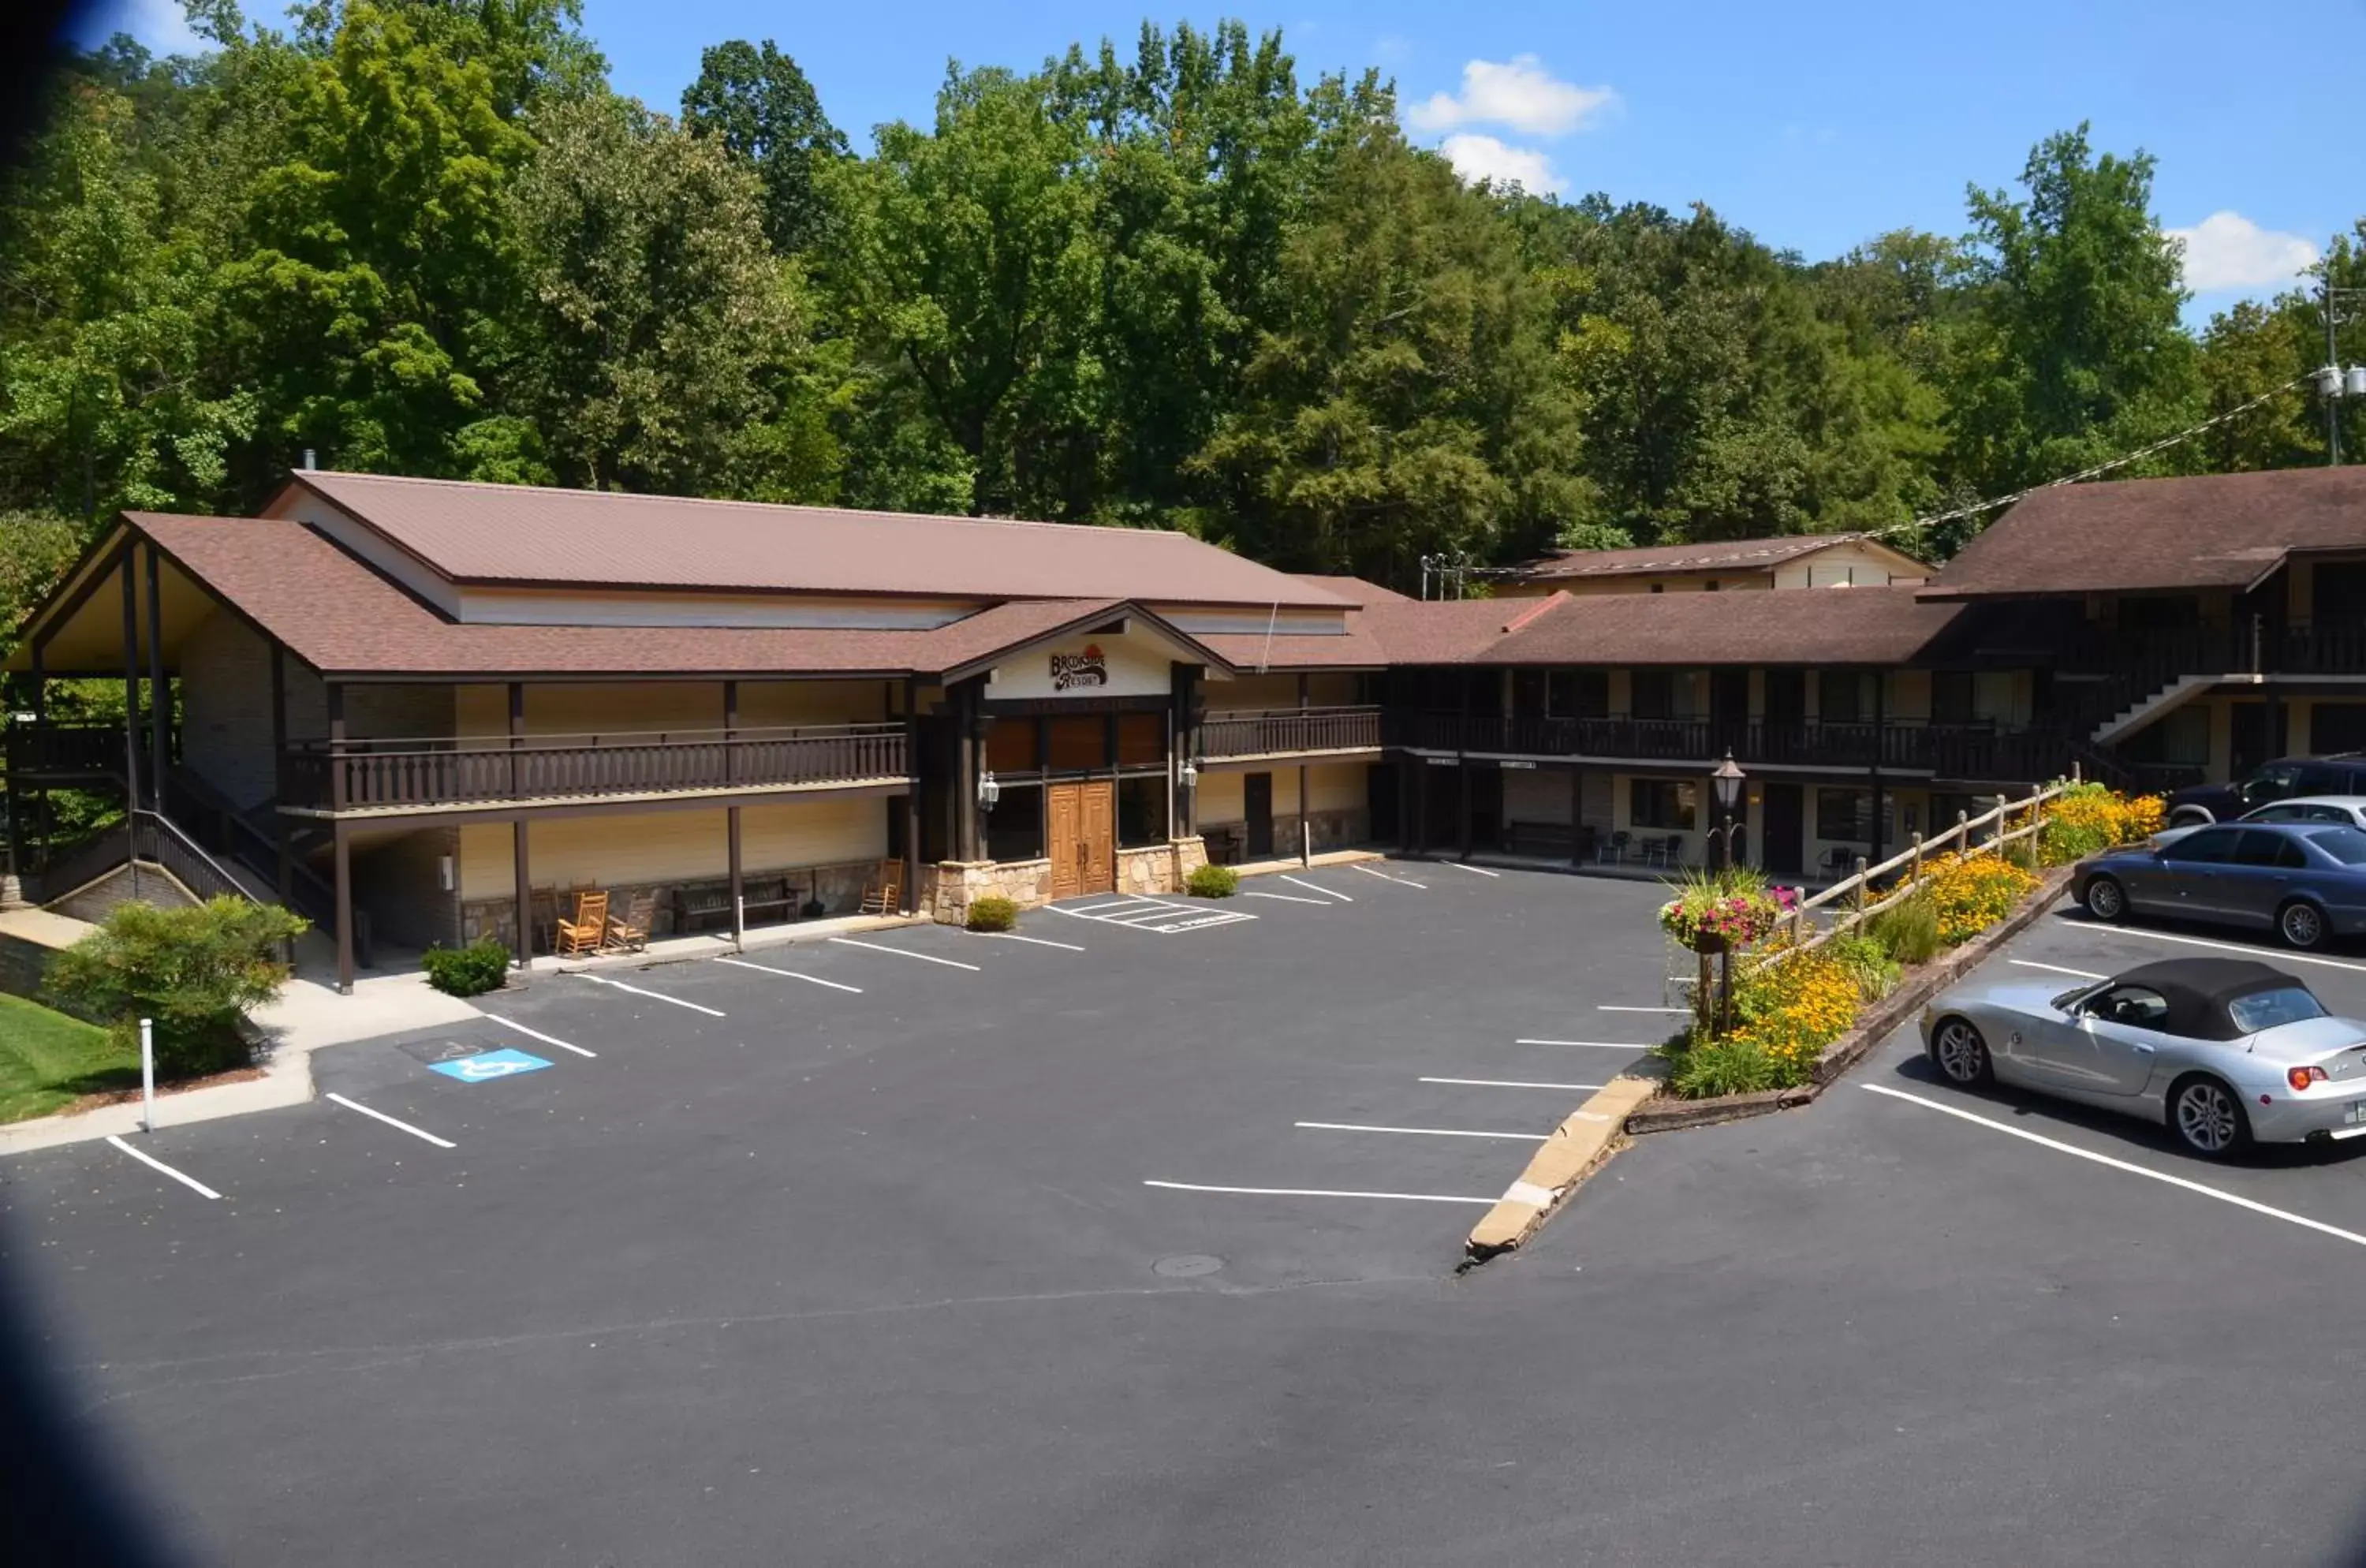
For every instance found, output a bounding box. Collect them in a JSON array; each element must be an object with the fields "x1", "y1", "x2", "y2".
[
  {"x1": 1118, "y1": 775, "x2": 1167, "y2": 847},
  {"x1": 1550, "y1": 670, "x2": 1609, "y2": 719},
  {"x1": 2231, "y1": 830, "x2": 2307, "y2": 869},
  {"x1": 1513, "y1": 670, "x2": 1547, "y2": 718},
  {"x1": 2161, "y1": 827, "x2": 2238, "y2": 863},
  {"x1": 1819, "y1": 670, "x2": 1868, "y2": 724},
  {"x1": 1816, "y1": 788, "x2": 1881, "y2": 845},
  {"x1": 986, "y1": 716, "x2": 1039, "y2": 773},
  {"x1": 1117, "y1": 712, "x2": 1166, "y2": 767},
  {"x1": 2226, "y1": 986, "x2": 2327, "y2": 1033},
  {"x1": 2304, "y1": 826, "x2": 2366, "y2": 865},
  {"x1": 986, "y1": 783, "x2": 1045, "y2": 862},
  {"x1": 1046, "y1": 715, "x2": 1108, "y2": 772},
  {"x1": 1630, "y1": 778, "x2": 1696, "y2": 830},
  {"x1": 2083, "y1": 985, "x2": 2170, "y2": 1029},
  {"x1": 1632, "y1": 670, "x2": 1676, "y2": 721}
]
